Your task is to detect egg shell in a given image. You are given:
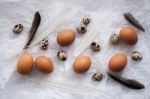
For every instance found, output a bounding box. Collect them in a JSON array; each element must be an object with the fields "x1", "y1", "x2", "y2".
[
  {"x1": 17, "y1": 54, "x2": 33, "y2": 75},
  {"x1": 119, "y1": 26, "x2": 138, "y2": 45},
  {"x1": 57, "y1": 29, "x2": 76, "y2": 46},
  {"x1": 108, "y1": 53, "x2": 127, "y2": 72},
  {"x1": 73, "y1": 55, "x2": 91, "y2": 74},
  {"x1": 35, "y1": 56, "x2": 54, "y2": 74}
]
